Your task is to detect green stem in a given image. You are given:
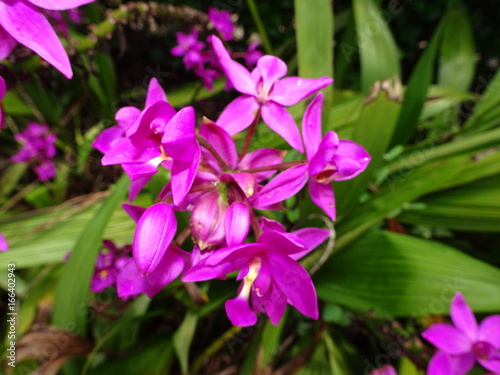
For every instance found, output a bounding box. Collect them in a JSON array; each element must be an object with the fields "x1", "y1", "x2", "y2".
[{"x1": 246, "y1": 0, "x2": 273, "y2": 55}]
